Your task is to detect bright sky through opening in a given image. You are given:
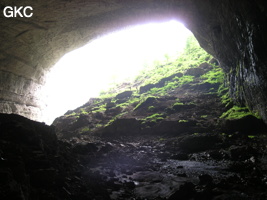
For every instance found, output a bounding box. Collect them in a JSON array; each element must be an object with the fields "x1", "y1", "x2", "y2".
[{"x1": 43, "y1": 20, "x2": 192, "y2": 124}]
